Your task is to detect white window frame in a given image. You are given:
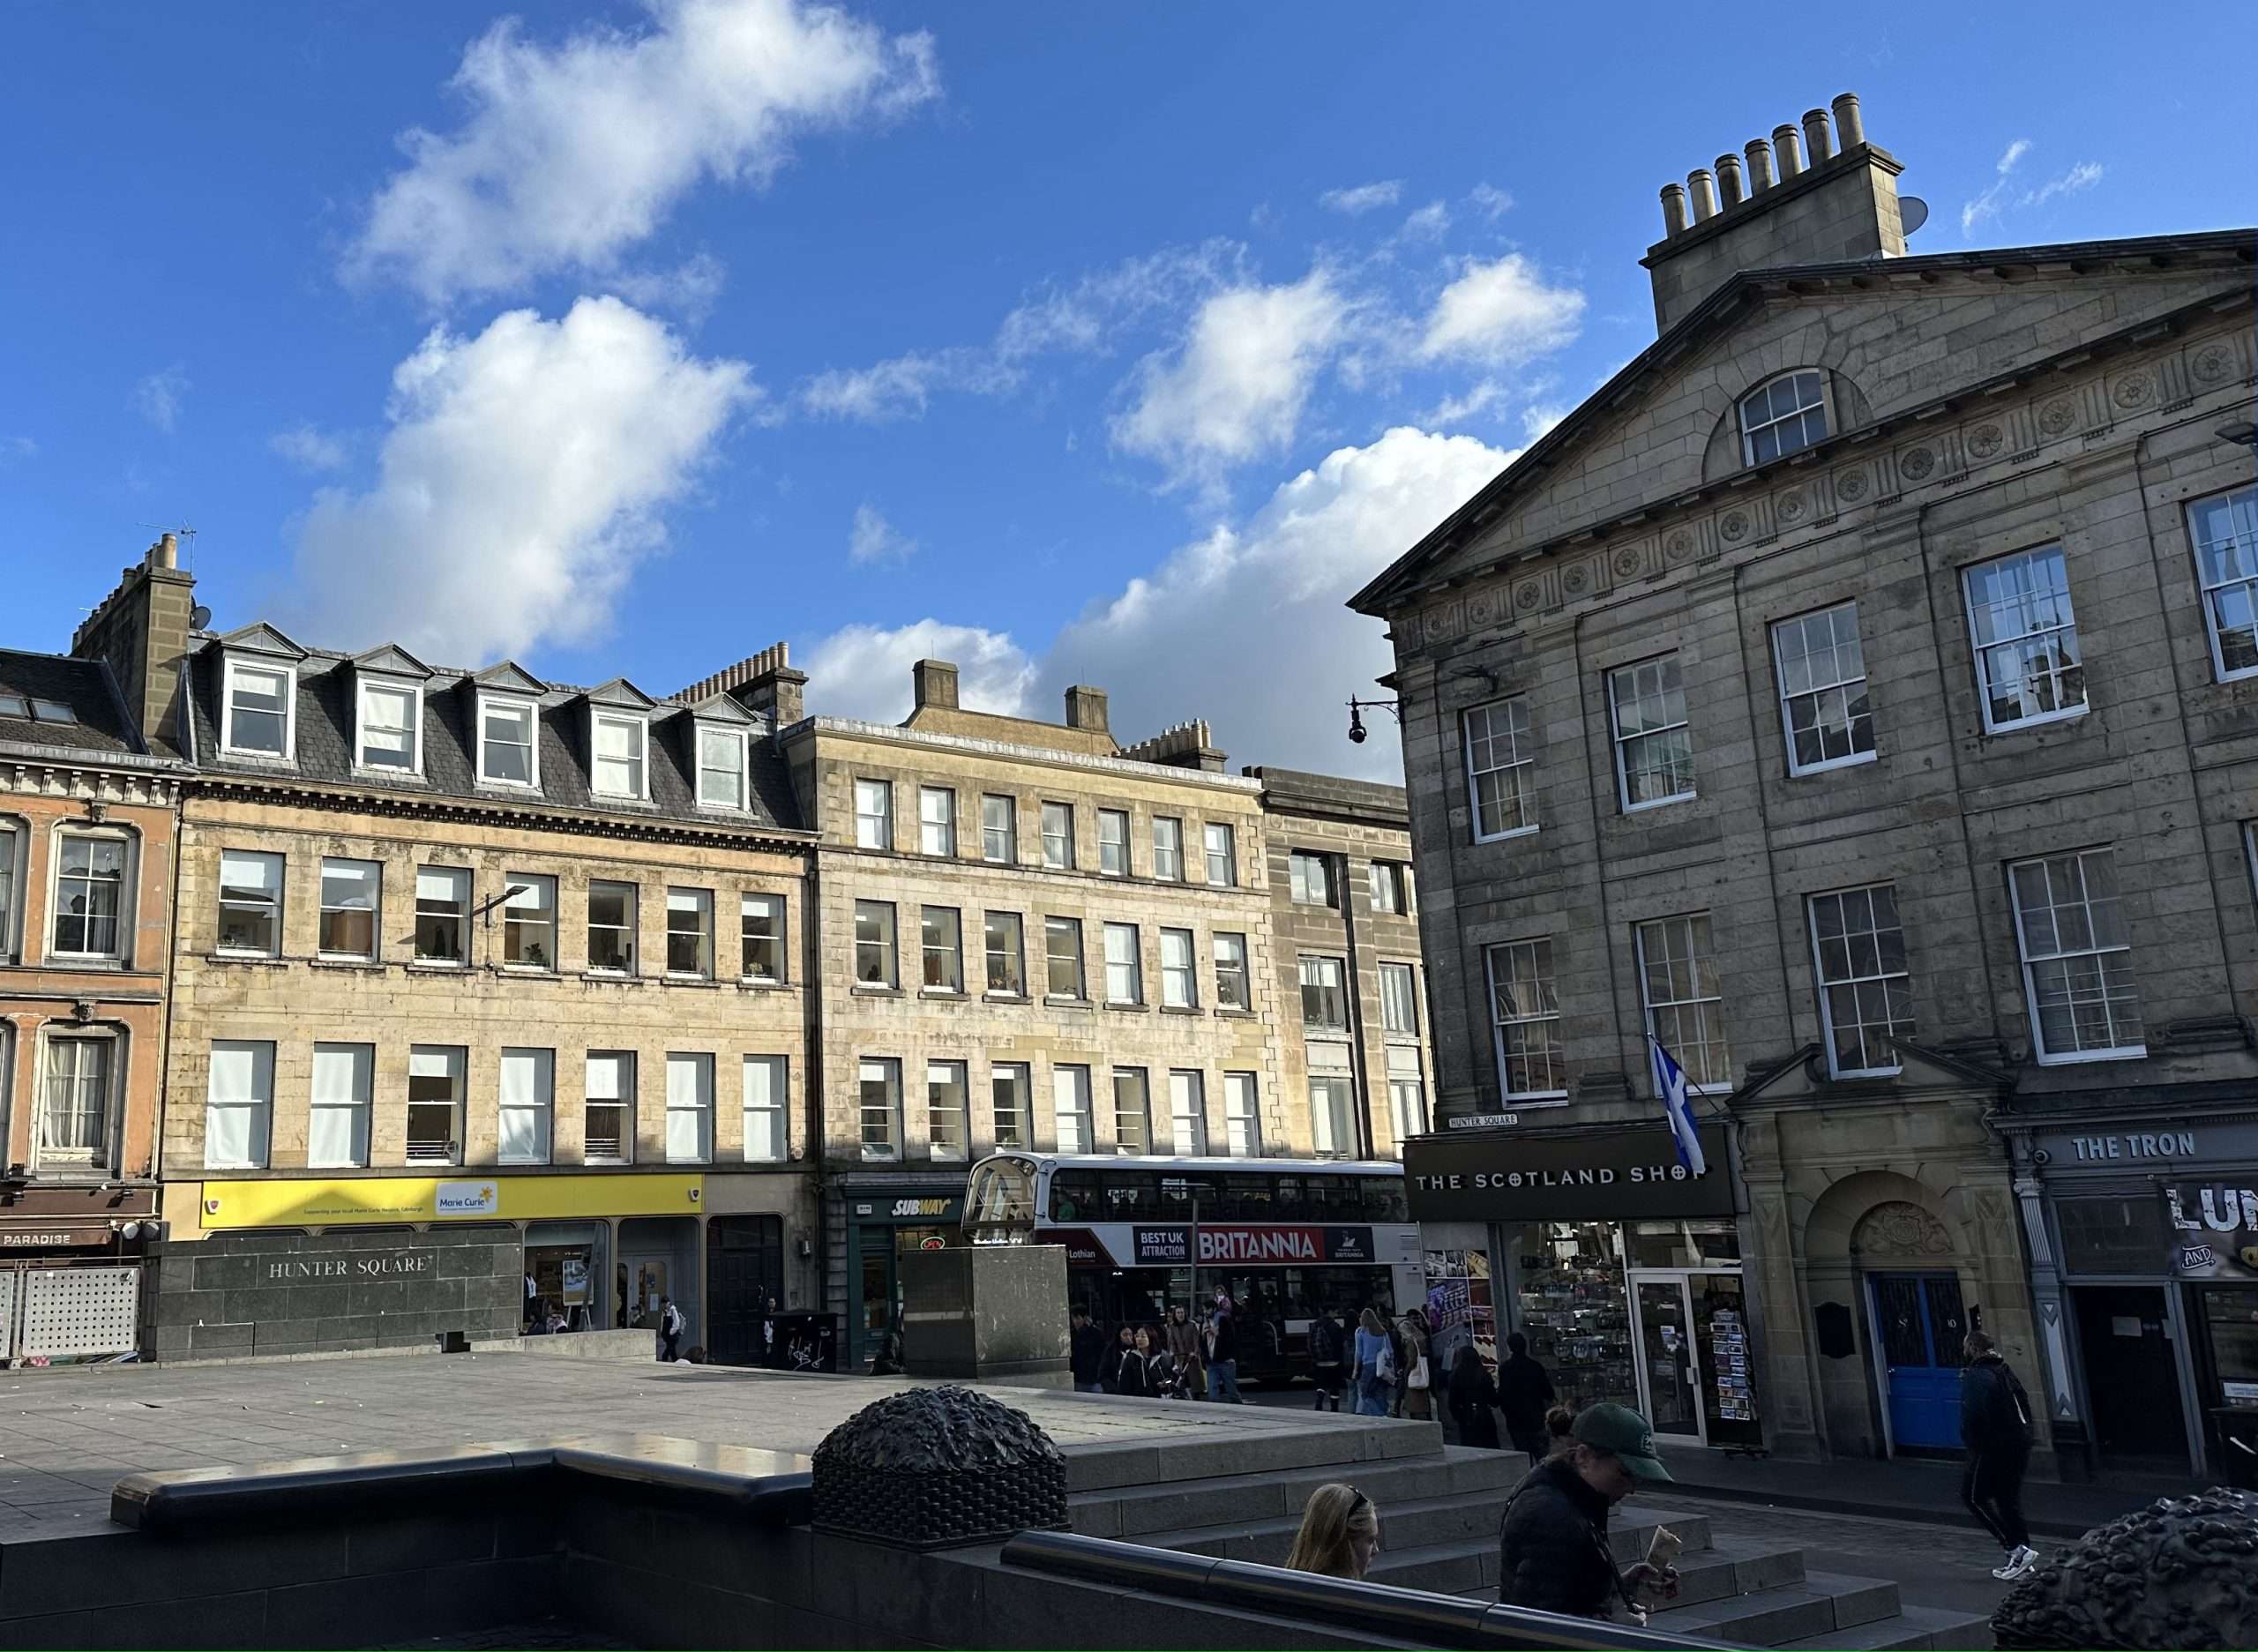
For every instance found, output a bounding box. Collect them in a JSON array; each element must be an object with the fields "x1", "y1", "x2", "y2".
[
  {"x1": 1168, "y1": 1069, "x2": 1208, "y2": 1155},
  {"x1": 991, "y1": 1062, "x2": 1031, "y2": 1151},
  {"x1": 0, "y1": 817, "x2": 22, "y2": 962},
  {"x1": 309, "y1": 1042, "x2": 372, "y2": 1170},
  {"x1": 413, "y1": 865, "x2": 470, "y2": 966},
  {"x1": 1308, "y1": 1073, "x2": 1356, "y2": 1160},
  {"x1": 919, "y1": 786, "x2": 958, "y2": 857},
  {"x1": 205, "y1": 1039, "x2": 273, "y2": 1170},
  {"x1": 221, "y1": 656, "x2": 295, "y2": 761},
  {"x1": 1635, "y1": 915, "x2": 1734, "y2": 1095},
  {"x1": 1204, "y1": 822, "x2": 1237, "y2": 887},
  {"x1": 740, "y1": 892, "x2": 785, "y2": 983},
  {"x1": 587, "y1": 879, "x2": 637, "y2": 976},
  {"x1": 1047, "y1": 802, "x2": 1079, "y2": 871},
  {"x1": 1215, "y1": 931, "x2": 1251, "y2": 1012},
  {"x1": 859, "y1": 1057, "x2": 903, "y2": 1162},
  {"x1": 1111, "y1": 1068, "x2": 1150, "y2": 1155},
  {"x1": 51, "y1": 827, "x2": 132, "y2": 961},
  {"x1": 1963, "y1": 544, "x2": 2089, "y2": 735},
  {"x1": 664, "y1": 1050, "x2": 714, "y2": 1164},
  {"x1": 475, "y1": 691, "x2": 542, "y2": 789},
  {"x1": 1609, "y1": 655, "x2": 1696, "y2": 811},
  {"x1": 1152, "y1": 816, "x2": 1185, "y2": 882},
  {"x1": 1808, "y1": 884, "x2": 1914, "y2": 1079},
  {"x1": 696, "y1": 722, "x2": 748, "y2": 811},
  {"x1": 1486, "y1": 939, "x2": 1567, "y2": 1103},
  {"x1": 665, "y1": 887, "x2": 714, "y2": 979},
  {"x1": 1370, "y1": 861, "x2": 1410, "y2": 915},
  {"x1": 589, "y1": 709, "x2": 650, "y2": 802},
  {"x1": 318, "y1": 857, "x2": 381, "y2": 961},
  {"x1": 216, "y1": 848, "x2": 285, "y2": 958},
  {"x1": 921, "y1": 905, "x2": 964, "y2": 993},
  {"x1": 1387, "y1": 1045, "x2": 1428, "y2": 1147},
  {"x1": 35, "y1": 1030, "x2": 118, "y2": 1170},
  {"x1": 406, "y1": 1044, "x2": 466, "y2": 1166},
  {"x1": 497, "y1": 1047, "x2": 555, "y2": 1166},
  {"x1": 855, "y1": 900, "x2": 898, "y2": 989},
  {"x1": 355, "y1": 676, "x2": 422, "y2": 775},
  {"x1": 1051, "y1": 1065, "x2": 1093, "y2": 1155},
  {"x1": 1379, "y1": 961, "x2": 1420, "y2": 1036},
  {"x1": 1290, "y1": 851, "x2": 1335, "y2": 908},
  {"x1": 2187, "y1": 484, "x2": 2258, "y2": 684},
  {"x1": 1043, "y1": 916, "x2": 1085, "y2": 1000},
  {"x1": 1773, "y1": 601, "x2": 1876, "y2": 777},
  {"x1": 584, "y1": 1050, "x2": 635, "y2": 1166},
  {"x1": 2008, "y1": 848, "x2": 2147, "y2": 1065},
  {"x1": 502, "y1": 872, "x2": 558, "y2": 971},
  {"x1": 1298, "y1": 953, "x2": 1348, "y2": 1034},
  {"x1": 1223, "y1": 1072, "x2": 1261, "y2": 1158},
  {"x1": 981, "y1": 794, "x2": 1017, "y2": 863},
  {"x1": 1096, "y1": 807, "x2": 1128, "y2": 876},
  {"x1": 928, "y1": 1060, "x2": 970, "y2": 1162},
  {"x1": 983, "y1": 910, "x2": 1026, "y2": 997},
  {"x1": 855, "y1": 779, "x2": 893, "y2": 850},
  {"x1": 743, "y1": 1054, "x2": 789, "y2": 1163},
  {"x1": 1160, "y1": 927, "x2": 1198, "y2": 1009},
  {"x1": 1103, "y1": 922, "x2": 1142, "y2": 1005},
  {"x1": 1463, "y1": 698, "x2": 1537, "y2": 842},
  {"x1": 1738, "y1": 369, "x2": 1829, "y2": 467}
]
